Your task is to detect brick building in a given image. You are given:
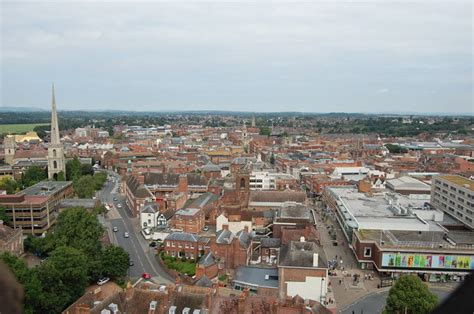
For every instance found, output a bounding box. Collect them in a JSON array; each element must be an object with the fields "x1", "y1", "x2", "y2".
[
  {"x1": 171, "y1": 207, "x2": 205, "y2": 234},
  {"x1": 164, "y1": 232, "x2": 210, "y2": 260},
  {"x1": 0, "y1": 221, "x2": 23, "y2": 256}
]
